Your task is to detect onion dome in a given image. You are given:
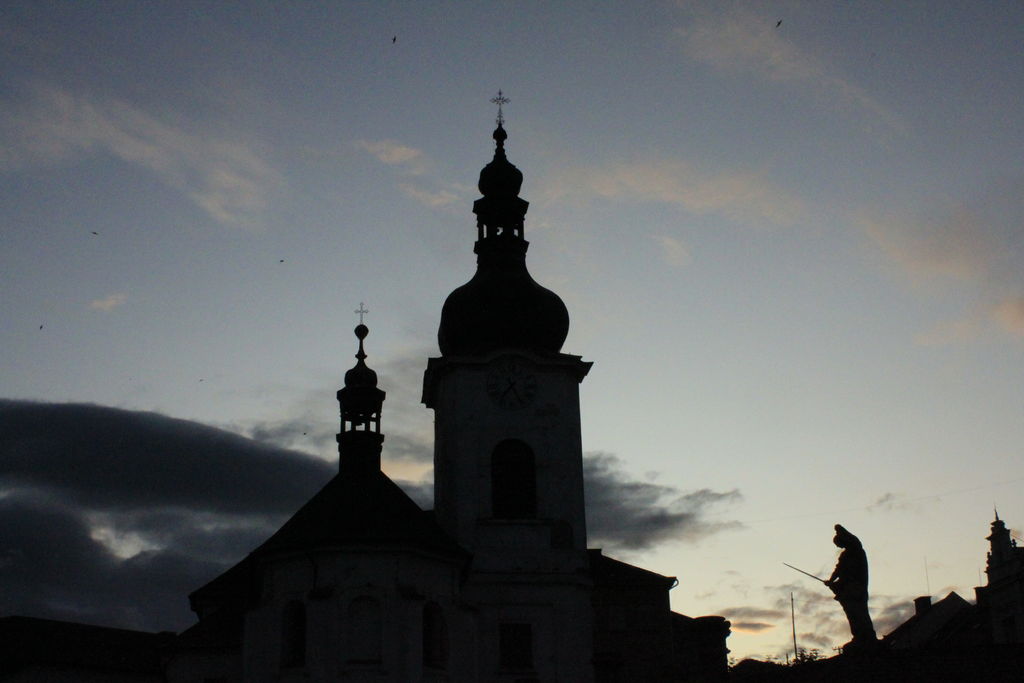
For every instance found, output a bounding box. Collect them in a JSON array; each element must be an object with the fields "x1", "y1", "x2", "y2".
[
  {"x1": 437, "y1": 124, "x2": 569, "y2": 356},
  {"x1": 343, "y1": 324, "x2": 378, "y2": 390},
  {"x1": 477, "y1": 124, "x2": 523, "y2": 198}
]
